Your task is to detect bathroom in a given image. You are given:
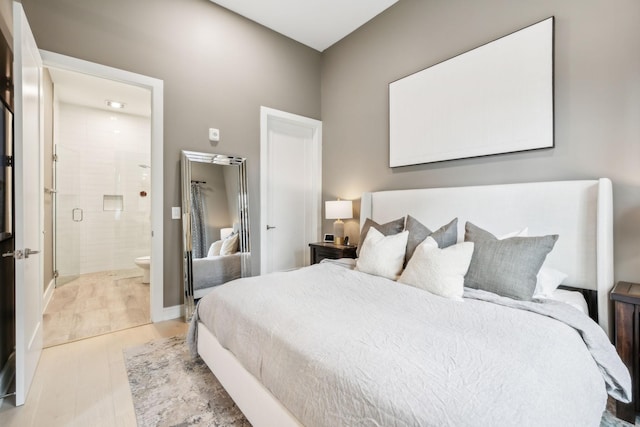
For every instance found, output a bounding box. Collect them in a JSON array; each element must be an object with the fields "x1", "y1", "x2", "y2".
[{"x1": 43, "y1": 67, "x2": 152, "y2": 347}]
